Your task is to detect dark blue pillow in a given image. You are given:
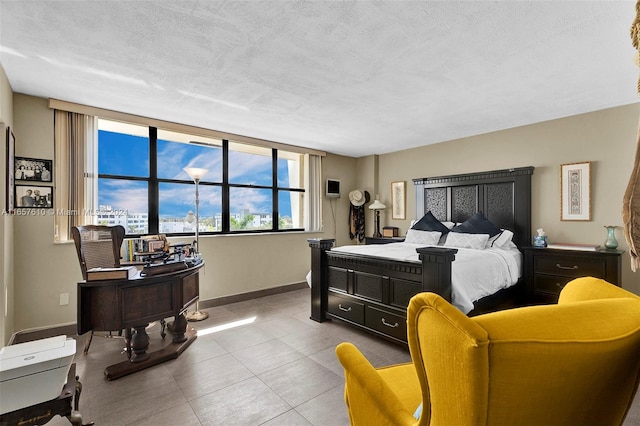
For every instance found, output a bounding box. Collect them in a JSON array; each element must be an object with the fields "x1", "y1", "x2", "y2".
[
  {"x1": 411, "y1": 211, "x2": 450, "y2": 234},
  {"x1": 451, "y1": 212, "x2": 501, "y2": 237}
]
